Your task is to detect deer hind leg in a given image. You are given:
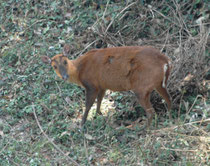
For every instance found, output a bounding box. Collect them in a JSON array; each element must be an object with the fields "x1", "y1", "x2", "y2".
[
  {"x1": 156, "y1": 84, "x2": 172, "y2": 120},
  {"x1": 135, "y1": 90, "x2": 155, "y2": 129},
  {"x1": 96, "y1": 90, "x2": 106, "y2": 115}
]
